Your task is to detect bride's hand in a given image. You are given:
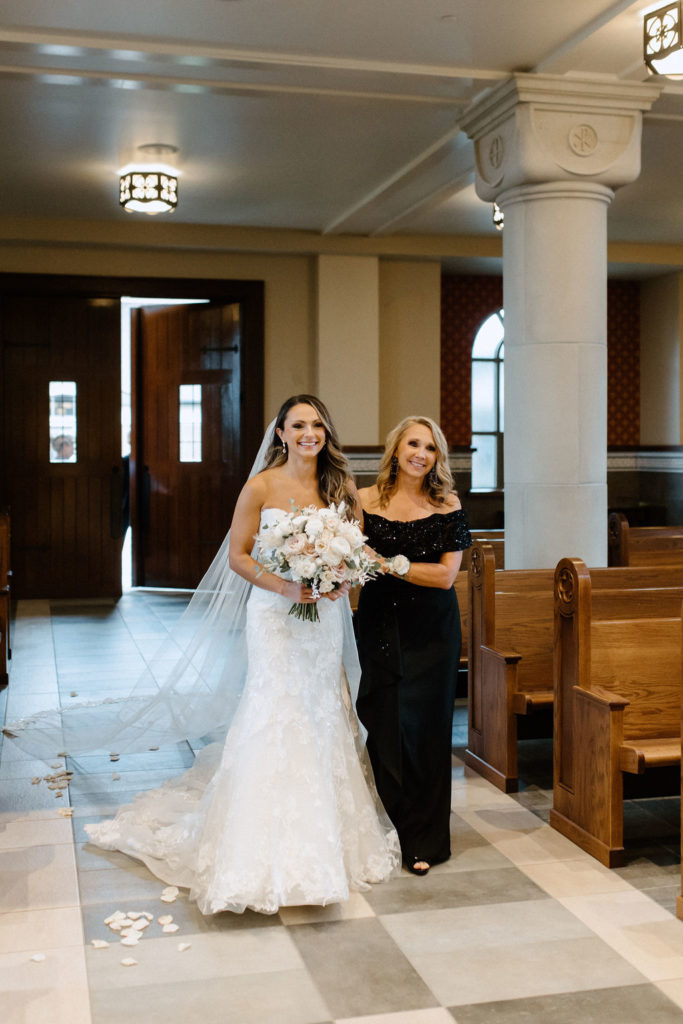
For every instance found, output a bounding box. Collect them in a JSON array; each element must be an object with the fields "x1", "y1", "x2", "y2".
[
  {"x1": 281, "y1": 580, "x2": 318, "y2": 603},
  {"x1": 322, "y1": 581, "x2": 350, "y2": 602}
]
